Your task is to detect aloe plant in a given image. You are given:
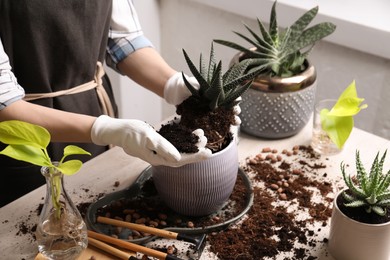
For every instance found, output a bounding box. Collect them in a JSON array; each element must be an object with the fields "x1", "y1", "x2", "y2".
[
  {"x1": 214, "y1": 1, "x2": 336, "y2": 78},
  {"x1": 182, "y1": 43, "x2": 261, "y2": 110},
  {"x1": 161, "y1": 43, "x2": 262, "y2": 153},
  {"x1": 341, "y1": 150, "x2": 390, "y2": 216},
  {"x1": 0, "y1": 120, "x2": 90, "y2": 218}
]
